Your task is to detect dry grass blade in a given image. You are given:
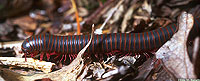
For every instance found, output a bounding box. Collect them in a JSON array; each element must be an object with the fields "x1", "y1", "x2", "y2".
[
  {"x1": 156, "y1": 11, "x2": 196, "y2": 78},
  {"x1": 94, "y1": 0, "x2": 124, "y2": 34}
]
